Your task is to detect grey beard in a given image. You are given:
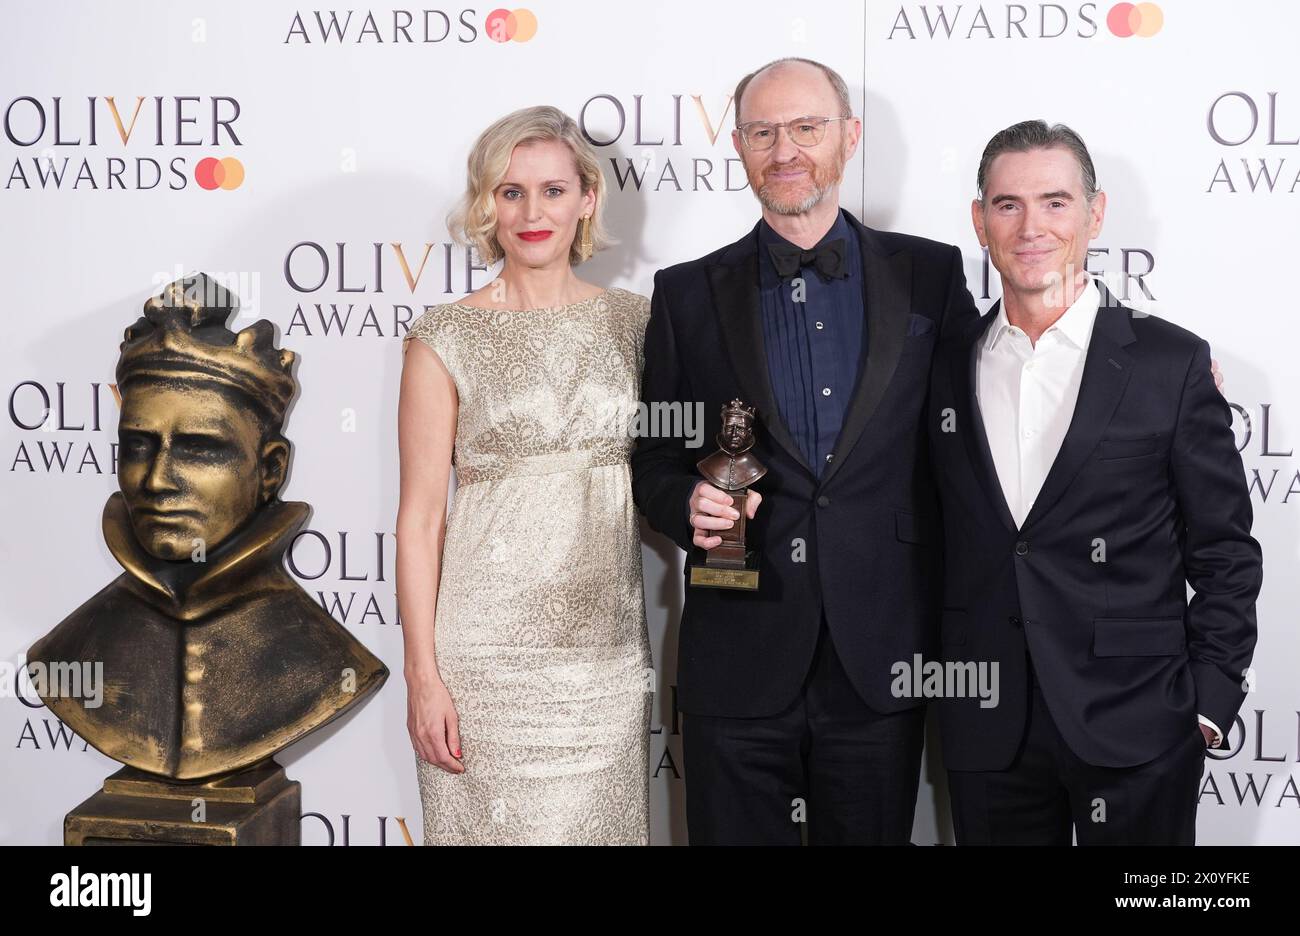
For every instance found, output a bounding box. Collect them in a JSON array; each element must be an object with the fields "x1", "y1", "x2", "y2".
[{"x1": 755, "y1": 172, "x2": 840, "y2": 216}]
